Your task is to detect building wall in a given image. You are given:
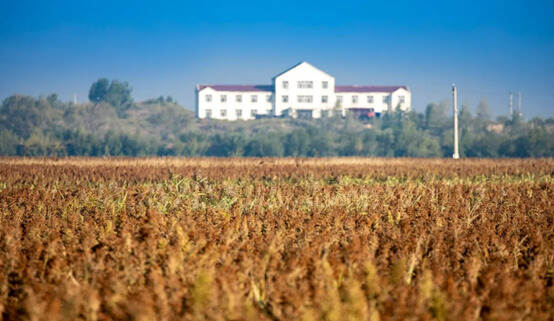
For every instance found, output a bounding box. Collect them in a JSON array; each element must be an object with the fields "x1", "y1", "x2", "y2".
[
  {"x1": 390, "y1": 88, "x2": 411, "y2": 112},
  {"x1": 196, "y1": 62, "x2": 411, "y2": 120},
  {"x1": 273, "y1": 62, "x2": 335, "y2": 118},
  {"x1": 197, "y1": 87, "x2": 273, "y2": 120},
  {"x1": 334, "y1": 92, "x2": 391, "y2": 113},
  {"x1": 335, "y1": 89, "x2": 410, "y2": 113}
]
